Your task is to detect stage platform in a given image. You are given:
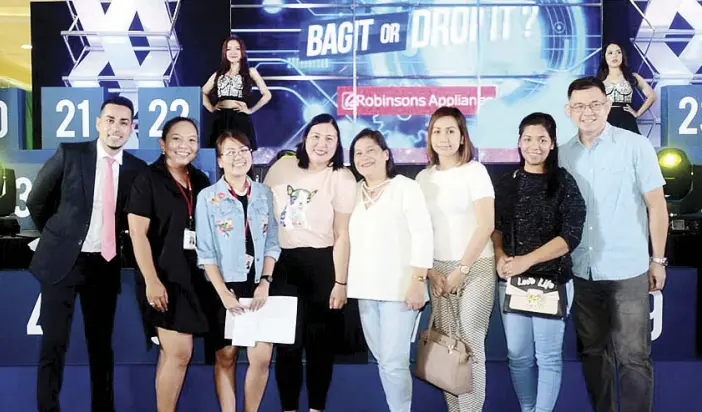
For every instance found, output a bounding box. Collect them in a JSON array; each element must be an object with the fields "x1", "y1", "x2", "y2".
[{"x1": 0, "y1": 361, "x2": 700, "y2": 411}]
